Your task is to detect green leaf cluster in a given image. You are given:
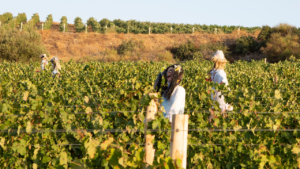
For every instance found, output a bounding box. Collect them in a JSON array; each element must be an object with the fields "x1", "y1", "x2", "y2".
[{"x1": 44, "y1": 14, "x2": 53, "y2": 30}]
